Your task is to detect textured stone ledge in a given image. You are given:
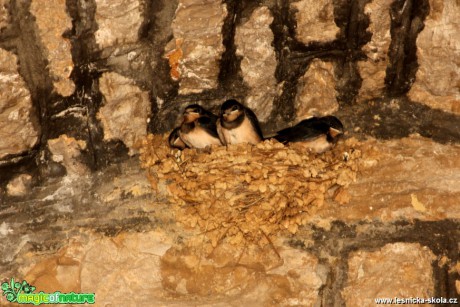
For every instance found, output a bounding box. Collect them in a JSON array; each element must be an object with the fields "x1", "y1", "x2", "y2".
[
  {"x1": 94, "y1": 0, "x2": 145, "y2": 49},
  {"x1": 98, "y1": 72, "x2": 151, "y2": 155},
  {"x1": 1, "y1": 137, "x2": 459, "y2": 305},
  {"x1": 316, "y1": 135, "x2": 460, "y2": 225},
  {"x1": 30, "y1": 0, "x2": 75, "y2": 96},
  {"x1": 408, "y1": 0, "x2": 460, "y2": 114},
  {"x1": 165, "y1": 0, "x2": 227, "y2": 94},
  {"x1": 235, "y1": 6, "x2": 277, "y2": 122},
  {"x1": 0, "y1": 49, "x2": 39, "y2": 159}
]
